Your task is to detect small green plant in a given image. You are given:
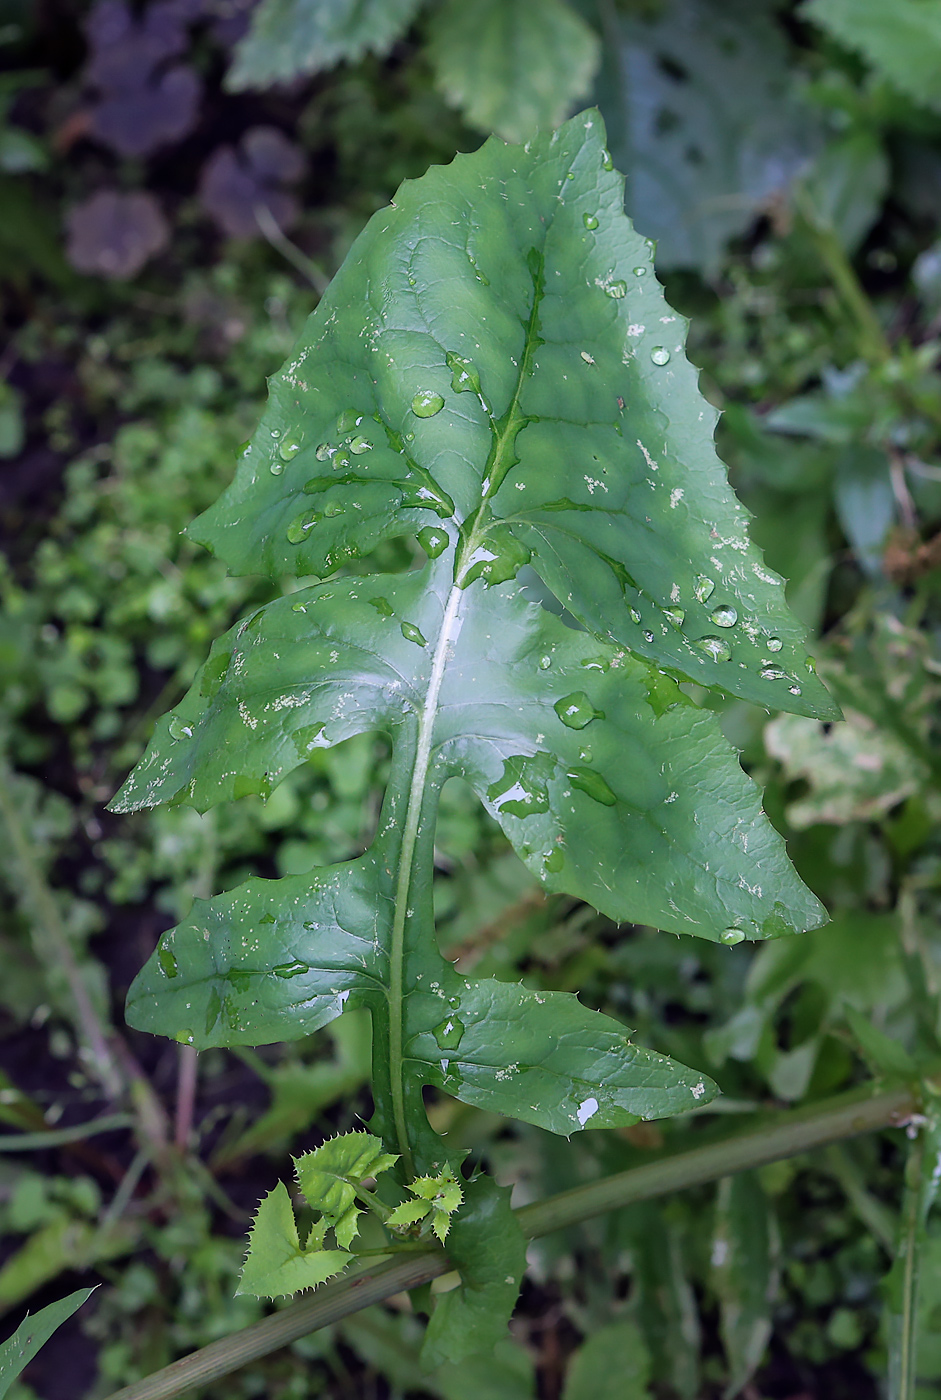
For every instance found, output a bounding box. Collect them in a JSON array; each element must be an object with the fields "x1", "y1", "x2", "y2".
[{"x1": 112, "y1": 111, "x2": 839, "y2": 1360}]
